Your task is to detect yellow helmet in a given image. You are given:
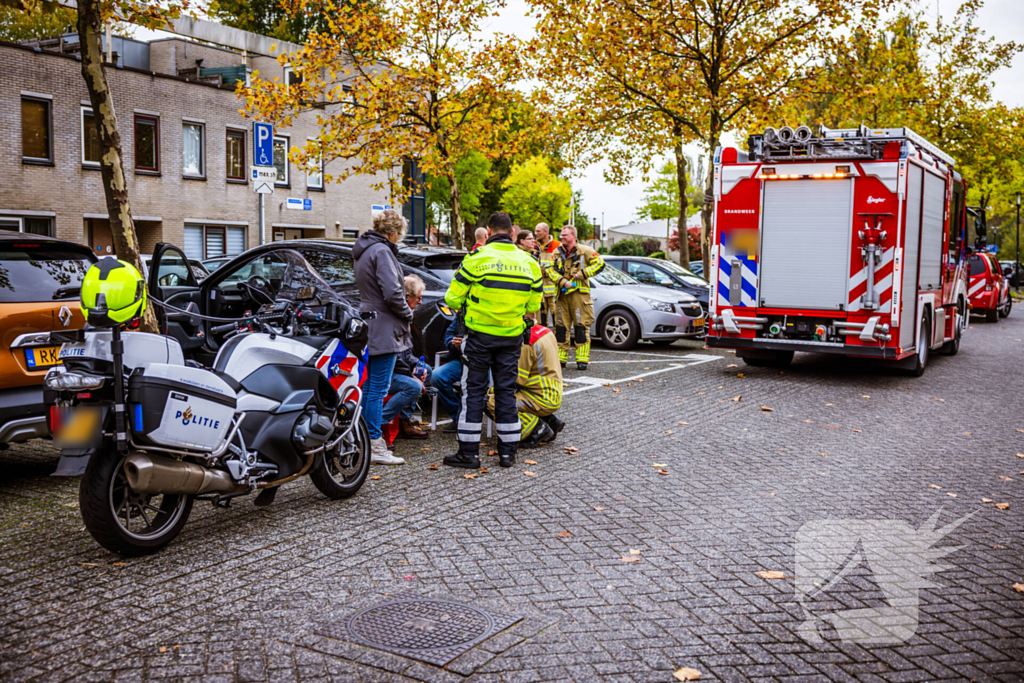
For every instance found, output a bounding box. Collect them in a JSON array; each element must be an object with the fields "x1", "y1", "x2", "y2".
[{"x1": 80, "y1": 257, "x2": 147, "y2": 326}]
